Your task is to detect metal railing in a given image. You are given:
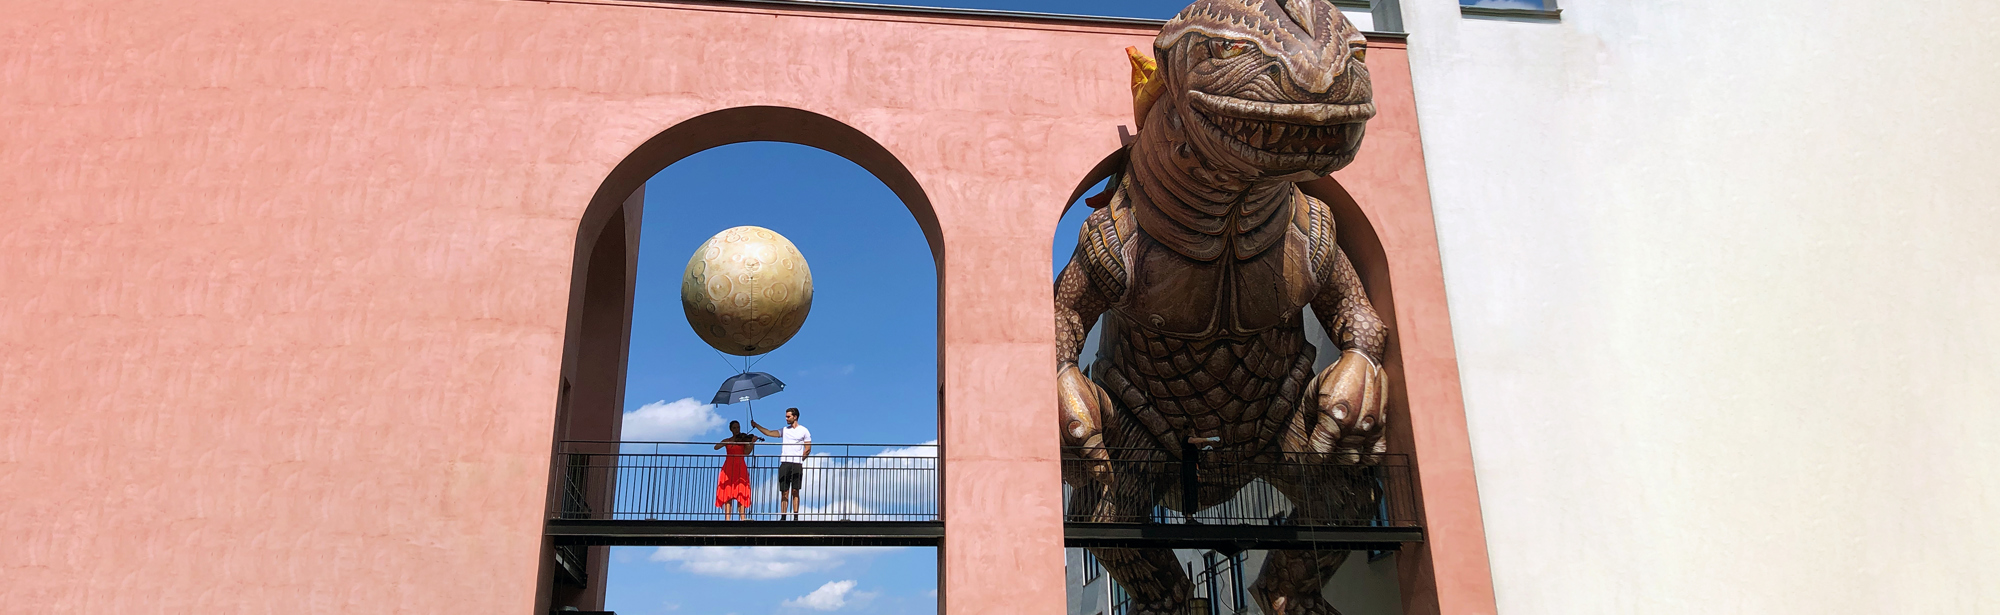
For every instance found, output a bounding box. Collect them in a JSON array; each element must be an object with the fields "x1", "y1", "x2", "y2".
[
  {"x1": 552, "y1": 441, "x2": 938, "y2": 522},
  {"x1": 1193, "y1": 550, "x2": 1250, "y2": 615},
  {"x1": 1107, "y1": 563, "x2": 1246, "y2": 615},
  {"x1": 1062, "y1": 446, "x2": 1418, "y2": 528}
]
